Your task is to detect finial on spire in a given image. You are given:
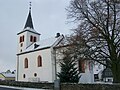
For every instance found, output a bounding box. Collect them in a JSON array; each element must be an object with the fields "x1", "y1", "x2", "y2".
[
  {"x1": 29, "y1": 2, "x2": 32, "y2": 11},
  {"x1": 24, "y1": 1, "x2": 34, "y2": 29}
]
